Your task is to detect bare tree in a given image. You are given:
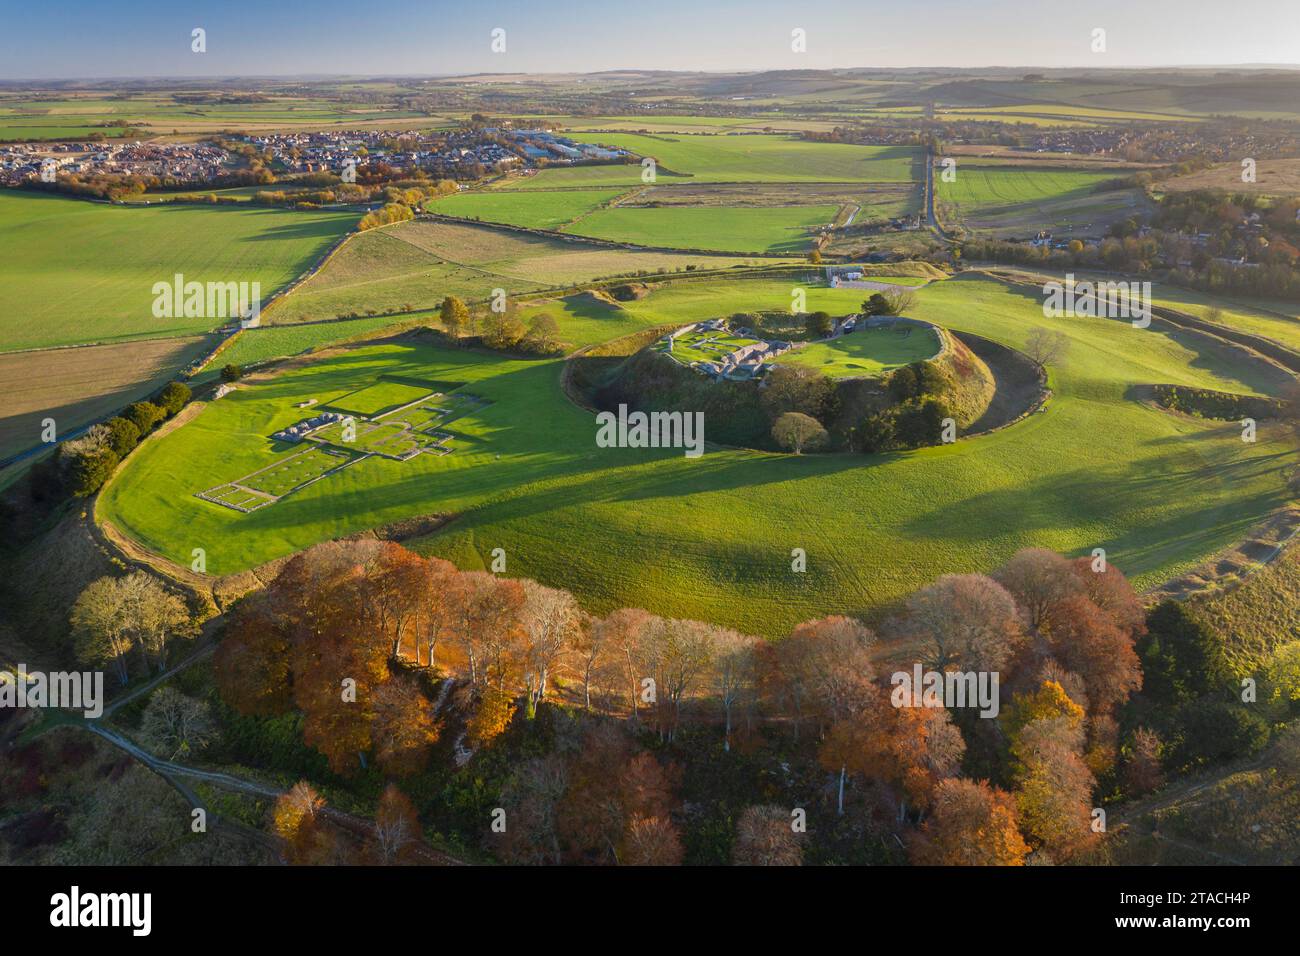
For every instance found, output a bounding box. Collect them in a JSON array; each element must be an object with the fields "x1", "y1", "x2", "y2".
[
  {"x1": 1024, "y1": 326, "x2": 1071, "y2": 367},
  {"x1": 708, "y1": 628, "x2": 761, "y2": 751},
  {"x1": 644, "y1": 618, "x2": 715, "y2": 740},
  {"x1": 138, "y1": 686, "x2": 215, "y2": 760},
  {"x1": 121, "y1": 572, "x2": 195, "y2": 672},
  {"x1": 519, "y1": 580, "x2": 579, "y2": 717},
  {"x1": 901, "y1": 573, "x2": 1025, "y2": 671},
  {"x1": 71, "y1": 577, "x2": 134, "y2": 684}
]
